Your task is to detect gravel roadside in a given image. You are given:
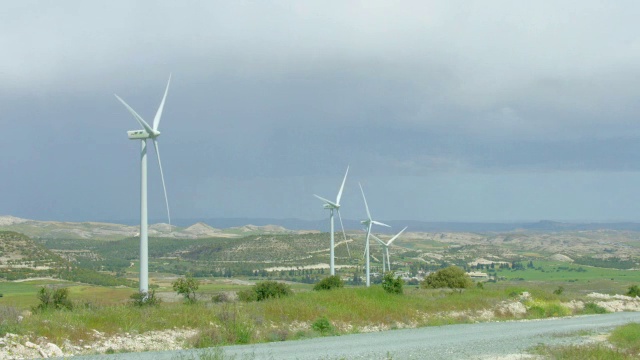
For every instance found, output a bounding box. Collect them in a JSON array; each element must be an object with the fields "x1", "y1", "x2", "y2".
[{"x1": 67, "y1": 311, "x2": 640, "y2": 360}]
